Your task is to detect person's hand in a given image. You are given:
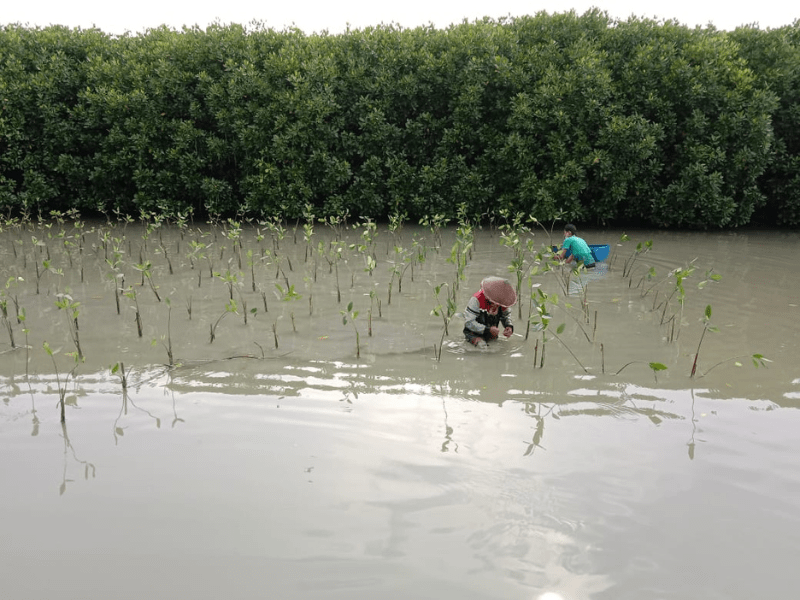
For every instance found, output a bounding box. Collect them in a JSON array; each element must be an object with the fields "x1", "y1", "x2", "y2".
[
  {"x1": 503, "y1": 327, "x2": 513, "y2": 338},
  {"x1": 488, "y1": 326, "x2": 499, "y2": 339}
]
